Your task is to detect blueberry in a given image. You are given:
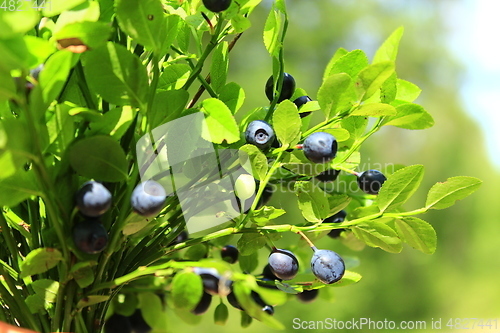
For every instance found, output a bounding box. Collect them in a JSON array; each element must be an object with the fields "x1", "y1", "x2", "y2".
[
  {"x1": 193, "y1": 267, "x2": 221, "y2": 295},
  {"x1": 268, "y1": 249, "x2": 299, "y2": 280},
  {"x1": 128, "y1": 309, "x2": 151, "y2": 333},
  {"x1": 73, "y1": 219, "x2": 108, "y2": 254},
  {"x1": 297, "y1": 289, "x2": 319, "y2": 303},
  {"x1": 202, "y1": 0, "x2": 231, "y2": 12},
  {"x1": 261, "y1": 264, "x2": 281, "y2": 282},
  {"x1": 221, "y1": 245, "x2": 239, "y2": 264},
  {"x1": 315, "y1": 169, "x2": 340, "y2": 182},
  {"x1": 76, "y1": 181, "x2": 112, "y2": 217},
  {"x1": 131, "y1": 180, "x2": 167, "y2": 217},
  {"x1": 293, "y1": 96, "x2": 313, "y2": 118},
  {"x1": 303, "y1": 132, "x2": 338, "y2": 164},
  {"x1": 226, "y1": 290, "x2": 243, "y2": 310},
  {"x1": 357, "y1": 170, "x2": 387, "y2": 195},
  {"x1": 325, "y1": 210, "x2": 347, "y2": 239},
  {"x1": 245, "y1": 120, "x2": 275, "y2": 150},
  {"x1": 104, "y1": 314, "x2": 132, "y2": 333},
  {"x1": 265, "y1": 73, "x2": 296, "y2": 103},
  {"x1": 310, "y1": 249, "x2": 345, "y2": 284},
  {"x1": 191, "y1": 291, "x2": 212, "y2": 315}
]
